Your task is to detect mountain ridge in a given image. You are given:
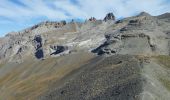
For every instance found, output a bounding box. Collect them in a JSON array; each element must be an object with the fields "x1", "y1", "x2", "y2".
[{"x1": 0, "y1": 12, "x2": 170, "y2": 100}]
